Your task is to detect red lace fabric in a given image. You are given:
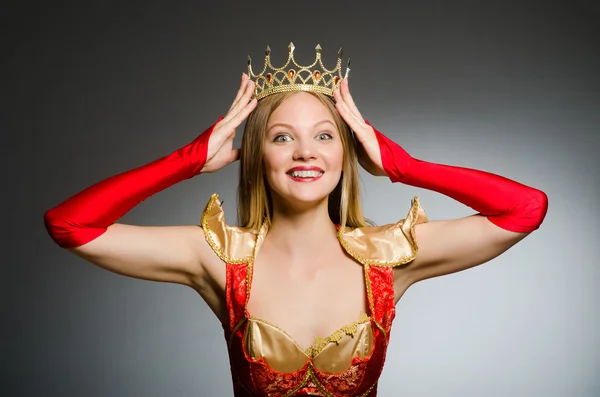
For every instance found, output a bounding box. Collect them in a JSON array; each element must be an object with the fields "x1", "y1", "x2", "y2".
[{"x1": 223, "y1": 262, "x2": 396, "y2": 397}]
